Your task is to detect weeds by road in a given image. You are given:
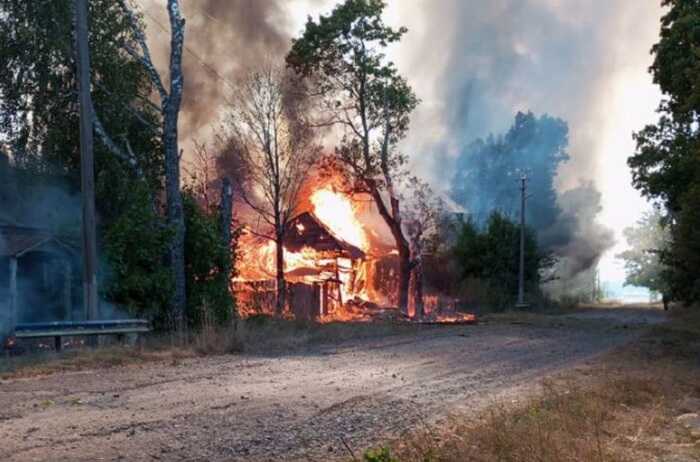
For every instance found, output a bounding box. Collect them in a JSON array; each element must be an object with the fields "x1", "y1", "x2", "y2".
[{"x1": 364, "y1": 307, "x2": 700, "y2": 462}]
